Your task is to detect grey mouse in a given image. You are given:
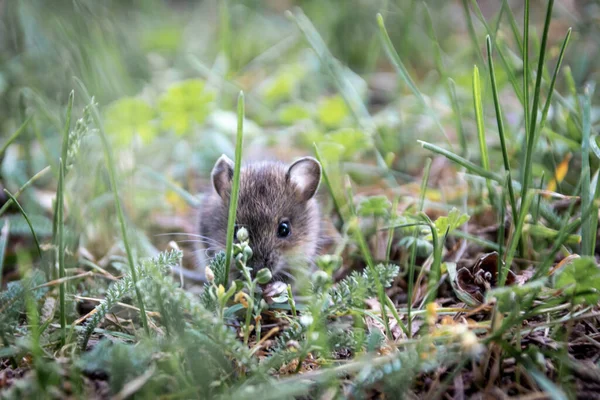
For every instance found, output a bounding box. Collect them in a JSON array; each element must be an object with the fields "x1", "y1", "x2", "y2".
[{"x1": 189, "y1": 155, "x2": 322, "y2": 284}]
